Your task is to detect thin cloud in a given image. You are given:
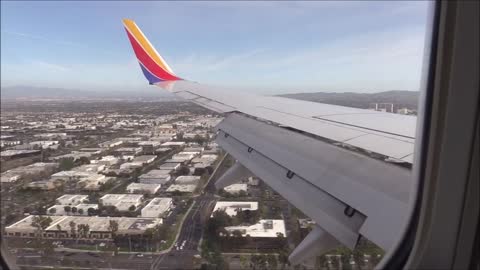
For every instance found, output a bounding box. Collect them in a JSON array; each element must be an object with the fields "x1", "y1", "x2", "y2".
[
  {"x1": 1, "y1": 30, "x2": 116, "y2": 55},
  {"x1": 33, "y1": 61, "x2": 70, "y2": 72},
  {"x1": 174, "y1": 49, "x2": 266, "y2": 74},
  {"x1": 203, "y1": 49, "x2": 265, "y2": 71},
  {"x1": 2, "y1": 30, "x2": 82, "y2": 47}
]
